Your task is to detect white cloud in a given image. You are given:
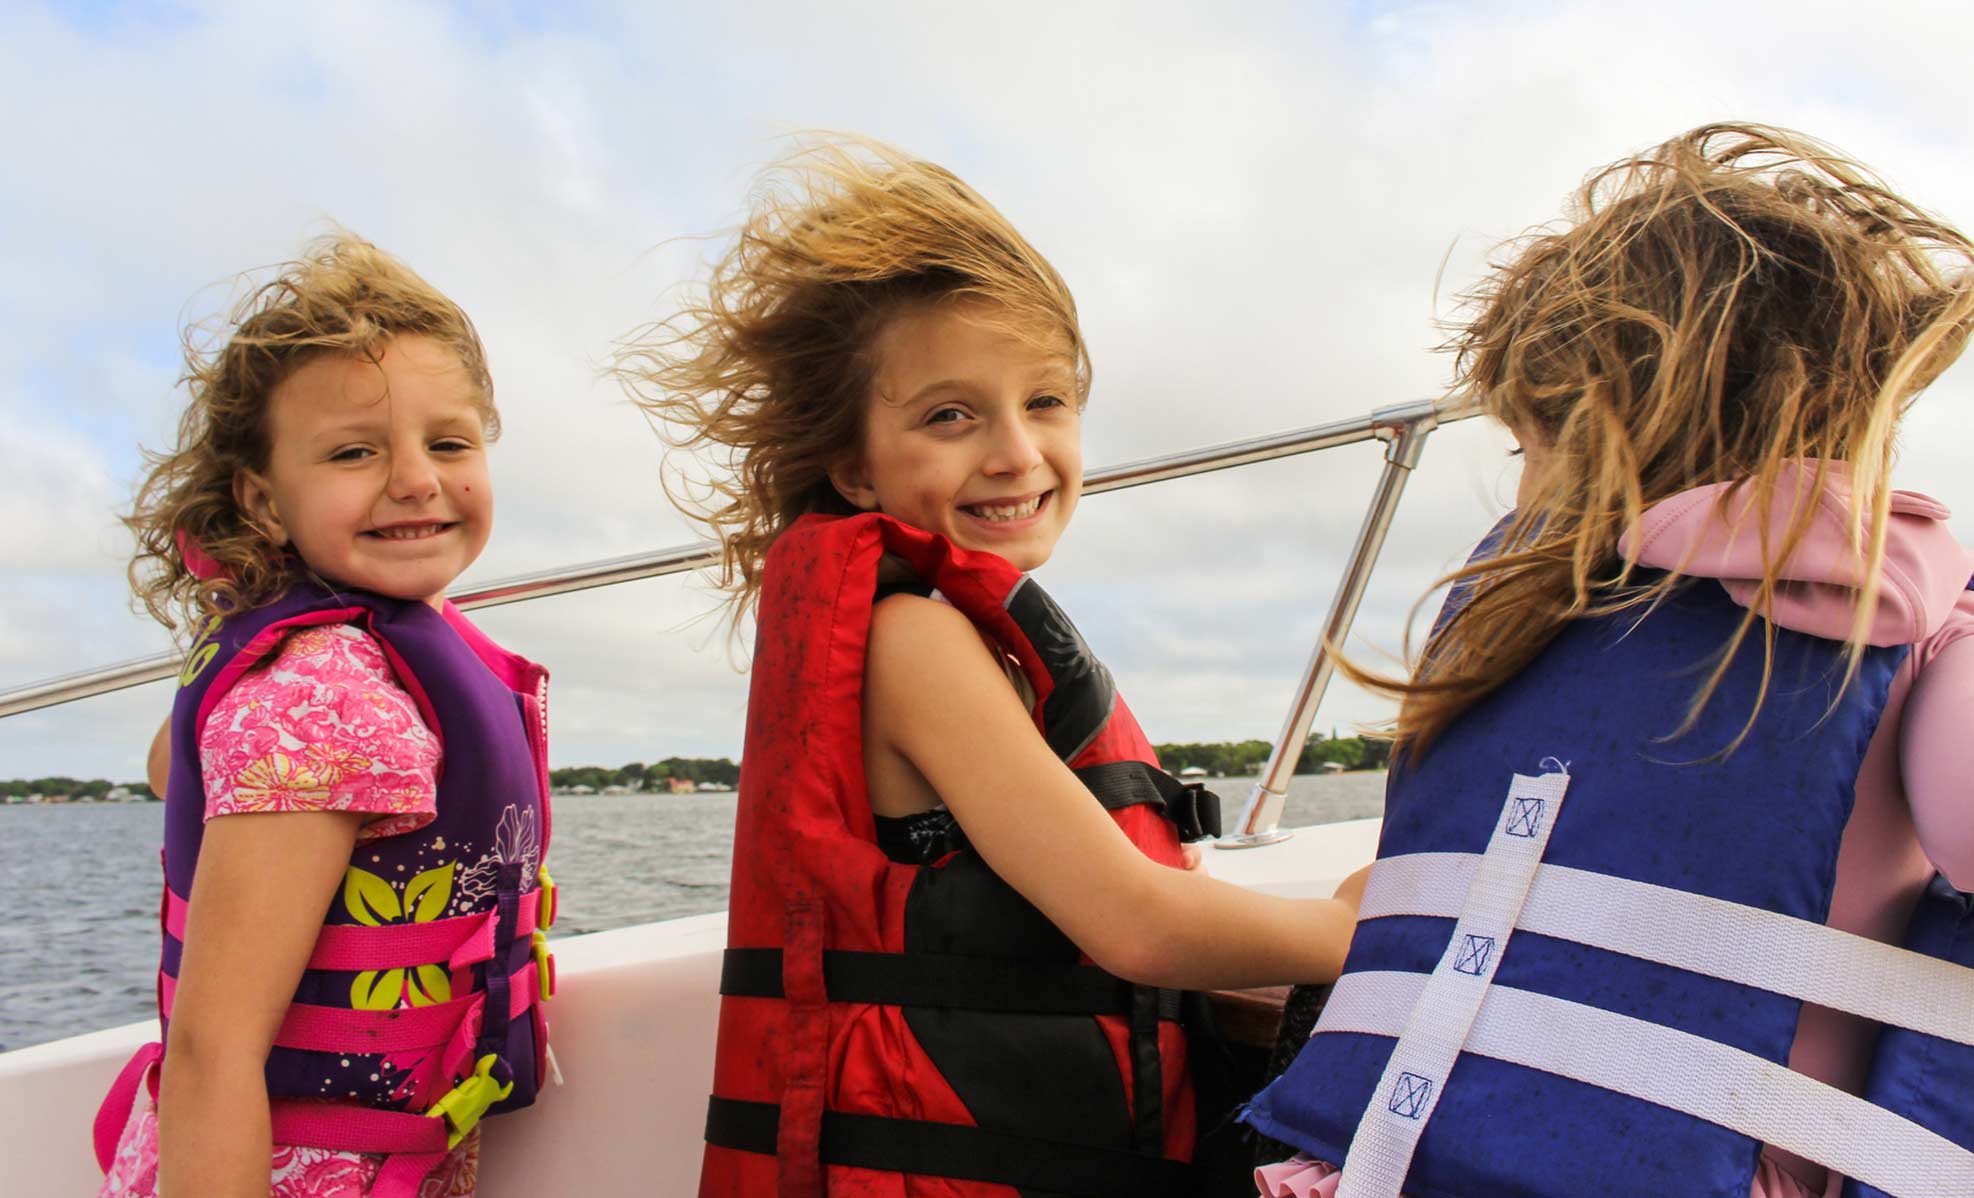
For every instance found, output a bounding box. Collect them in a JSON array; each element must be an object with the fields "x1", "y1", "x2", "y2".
[
  {"x1": 0, "y1": 406, "x2": 129, "y2": 575},
  {"x1": 3, "y1": 0, "x2": 1973, "y2": 780}
]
